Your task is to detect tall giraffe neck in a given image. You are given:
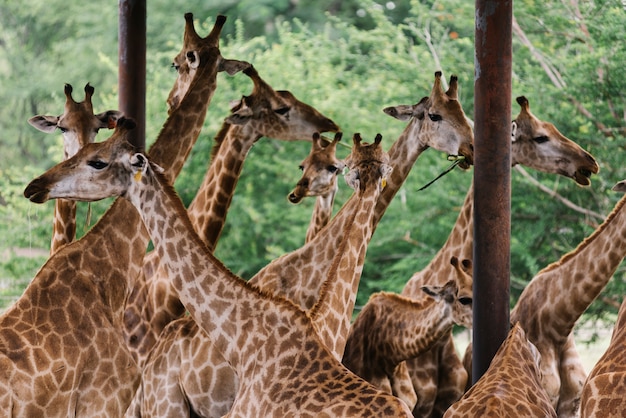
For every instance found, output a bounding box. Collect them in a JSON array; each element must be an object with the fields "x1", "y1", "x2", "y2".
[
  {"x1": 186, "y1": 124, "x2": 258, "y2": 252},
  {"x1": 308, "y1": 175, "x2": 380, "y2": 358},
  {"x1": 511, "y1": 193, "x2": 626, "y2": 345},
  {"x1": 402, "y1": 184, "x2": 474, "y2": 297},
  {"x1": 372, "y1": 118, "x2": 427, "y2": 227},
  {"x1": 131, "y1": 166, "x2": 311, "y2": 374},
  {"x1": 148, "y1": 48, "x2": 221, "y2": 183},
  {"x1": 51, "y1": 199, "x2": 77, "y2": 252},
  {"x1": 305, "y1": 189, "x2": 337, "y2": 243}
]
